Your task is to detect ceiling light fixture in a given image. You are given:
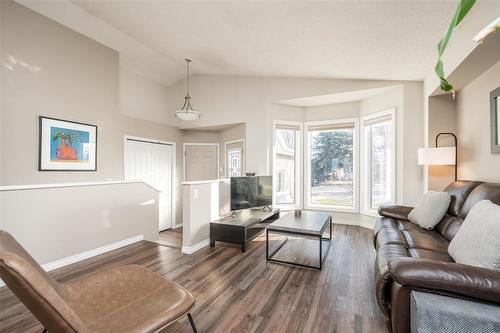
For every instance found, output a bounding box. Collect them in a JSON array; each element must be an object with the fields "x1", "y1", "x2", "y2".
[{"x1": 175, "y1": 58, "x2": 201, "y2": 121}]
